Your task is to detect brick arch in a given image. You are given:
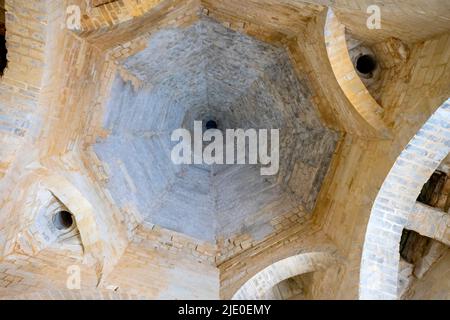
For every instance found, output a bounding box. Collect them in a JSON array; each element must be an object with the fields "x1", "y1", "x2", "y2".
[
  {"x1": 39, "y1": 169, "x2": 128, "y2": 283},
  {"x1": 324, "y1": 8, "x2": 389, "y2": 138},
  {"x1": 360, "y1": 98, "x2": 450, "y2": 299},
  {"x1": 41, "y1": 174, "x2": 105, "y2": 264},
  {"x1": 0, "y1": 166, "x2": 121, "y2": 285},
  {"x1": 232, "y1": 251, "x2": 337, "y2": 300}
]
